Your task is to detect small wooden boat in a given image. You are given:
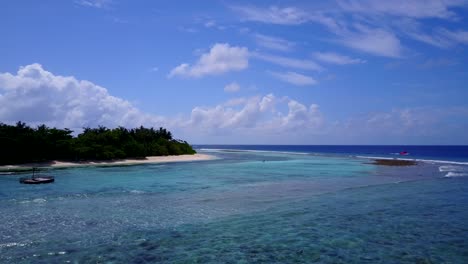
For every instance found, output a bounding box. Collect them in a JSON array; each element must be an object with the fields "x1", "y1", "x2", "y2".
[
  {"x1": 20, "y1": 176, "x2": 54, "y2": 184},
  {"x1": 19, "y1": 168, "x2": 55, "y2": 184}
]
